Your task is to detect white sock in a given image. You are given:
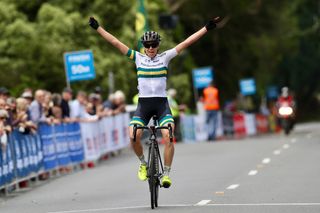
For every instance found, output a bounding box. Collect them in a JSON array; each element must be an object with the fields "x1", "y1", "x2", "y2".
[
  {"x1": 138, "y1": 155, "x2": 147, "y2": 165},
  {"x1": 164, "y1": 166, "x2": 171, "y2": 176}
]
